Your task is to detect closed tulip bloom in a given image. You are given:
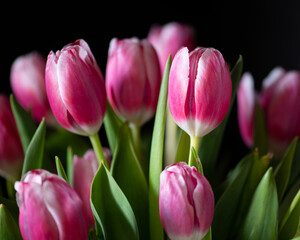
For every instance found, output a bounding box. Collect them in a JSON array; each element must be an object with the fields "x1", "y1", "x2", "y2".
[
  {"x1": 237, "y1": 72, "x2": 256, "y2": 147},
  {"x1": 73, "y1": 148, "x2": 111, "y2": 227},
  {"x1": 15, "y1": 169, "x2": 89, "y2": 240},
  {"x1": 106, "y1": 38, "x2": 161, "y2": 126},
  {"x1": 0, "y1": 95, "x2": 23, "y2": 180},
  {"x1": 10, "y1": 52, "x2": 55, "y2": 125},
  {"x1": 168, "y1": 47, "x2": 232, "y2": 137},
  {"x1": 45, "y1": 39, "x2": 106, "y2": 136},
  {"x1": 159, "y1": 162, "x2": 214, "y2": 240},
  {"x1": 148, "y1": 22, "x2": 196, "y2": 74}
]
